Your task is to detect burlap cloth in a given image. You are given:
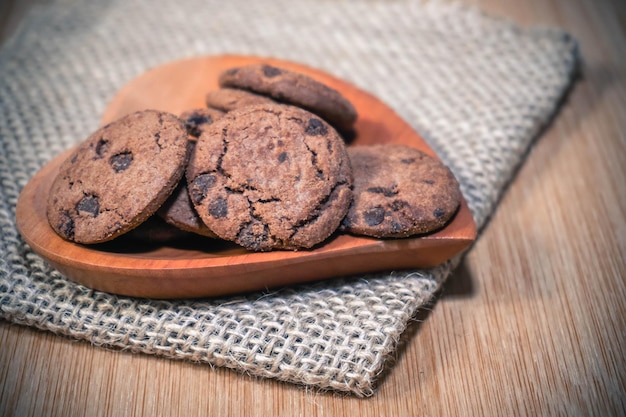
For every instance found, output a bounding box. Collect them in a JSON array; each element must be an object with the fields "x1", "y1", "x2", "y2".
[{"x1": 0, "y1": 0, "x2": 579, "y2": 396}]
